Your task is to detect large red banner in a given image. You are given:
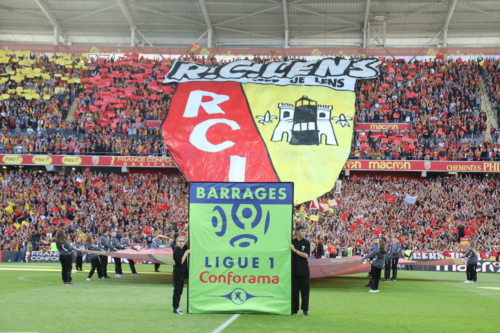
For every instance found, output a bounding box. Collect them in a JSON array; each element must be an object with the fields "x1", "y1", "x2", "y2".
[
  {"x1": 0, "y1": 155, "x2": 176, "y2": 168},
  {"x1": 355, "y1": 123, "x2": 411, "y2": 131}
]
